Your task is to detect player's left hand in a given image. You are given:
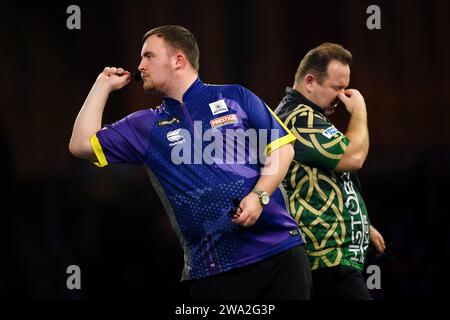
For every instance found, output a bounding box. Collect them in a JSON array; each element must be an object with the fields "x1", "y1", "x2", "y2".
[
  {"x1": 232, "y1": 192, "x2": 263, "y2": 227},
  {"x1": 370, "y1": 225, "x2": 386, "y2": 256}
]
